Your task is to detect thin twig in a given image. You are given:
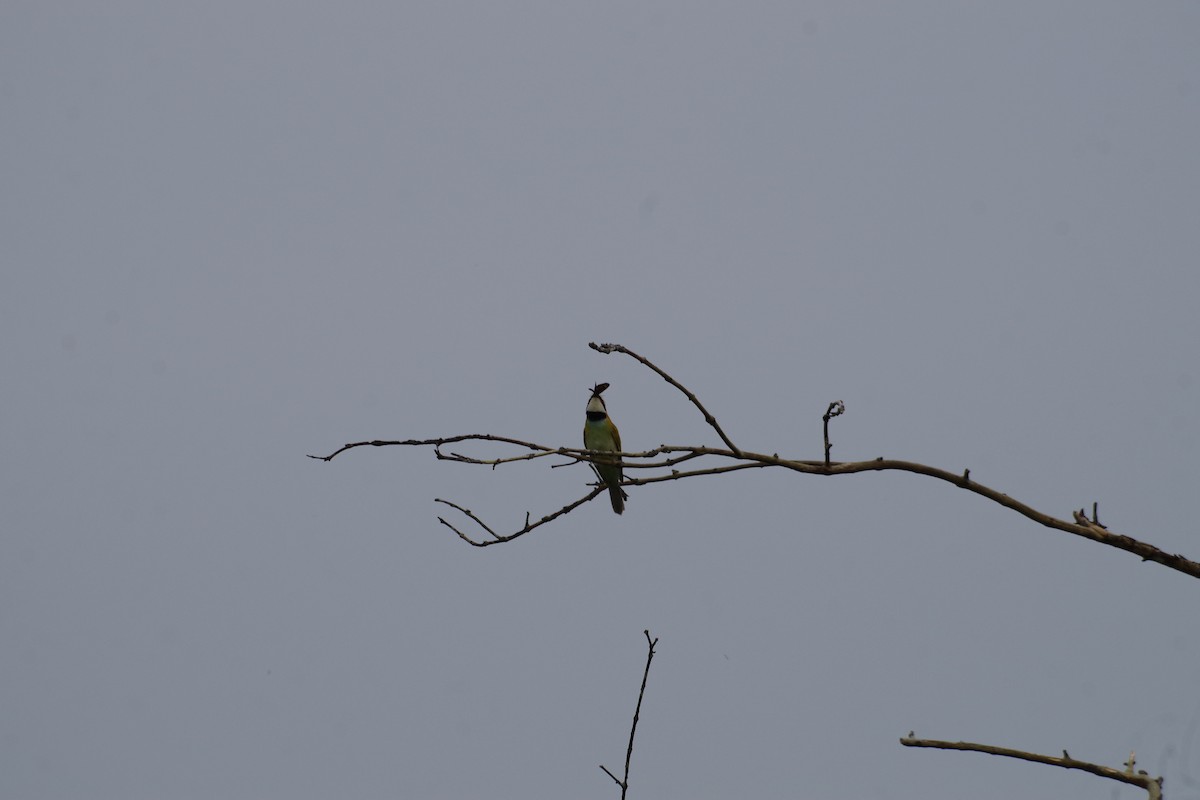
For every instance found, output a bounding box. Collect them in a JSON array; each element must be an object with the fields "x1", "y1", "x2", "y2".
[
  {"x1": 306, "y1": 434, "x2": 559, "y2": 462},
  {"x1": 434, "y1": 490, "x2": 604, "y2": 547},
  {"x1": 900, "y1": 735, "x2": 1162, "y2": 800},
  {"x1": 589, "y1": 342, "x2": 742, "y2": 457},
  {"x1": 309, "y1": 436, "x2": 669, "y2": 469},
  {"x1": 601, "y1": 631, "x2": 659, "y2": 799},
  {"x1": 823, "y1": 400, "x2": 845, "y2": 467}
]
